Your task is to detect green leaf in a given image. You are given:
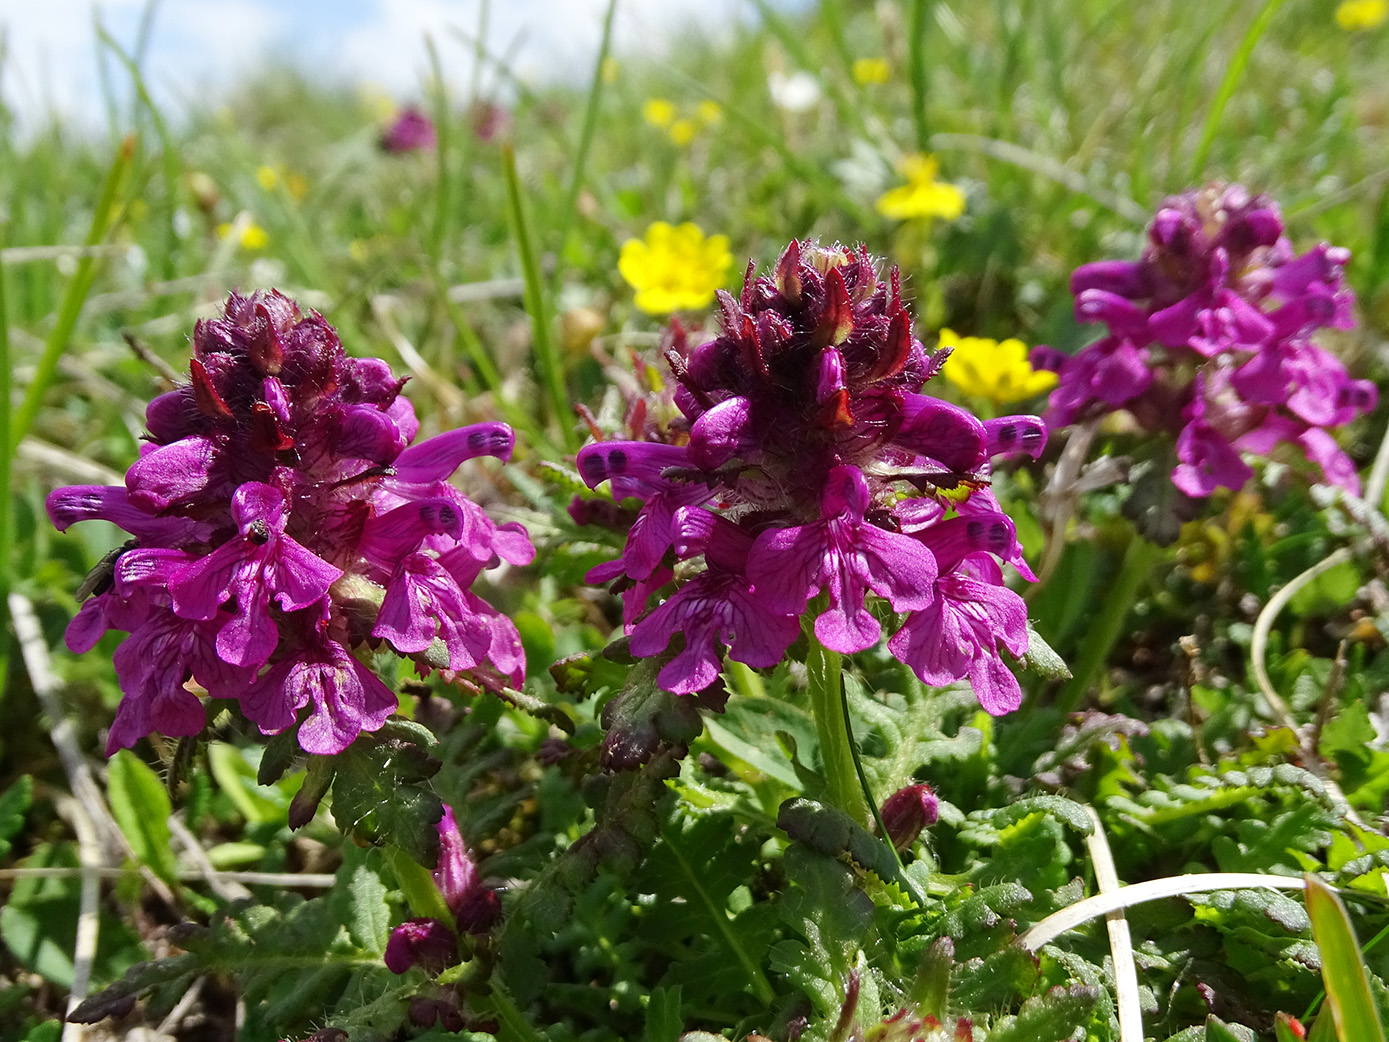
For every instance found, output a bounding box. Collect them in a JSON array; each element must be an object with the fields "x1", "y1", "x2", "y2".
[
  {"x1": 107, "y1": 749, "x2": 178, "y2": 884},
  {"x1": 1020, "y1": 624, "x2": 1072, "y2": 680},
  {"x1": 1304, "y1": 874, "x2": 1387, "y2": 1042},
  {"x1": 331, "y1": 846, "x2": 392, "y2": 956},
  {"x1": 0, "y1": 775, "x2": 33, "y2": 858},
  {"x1": 207, "y1": 742, "x2": 285, "y2": 825},
  {"x1": 1204, "y1": 1015, "x2": 1255, "y2": 1042},
  {"x1": 643, "y1": 985, "x2": 683, "y2": 1042},
  {"x1": 982, "y1": 983, "x2": 1101, "y2": 1042},
  {"x1": 331, "y1": 737, "x2": 443, "y2": 867}
]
